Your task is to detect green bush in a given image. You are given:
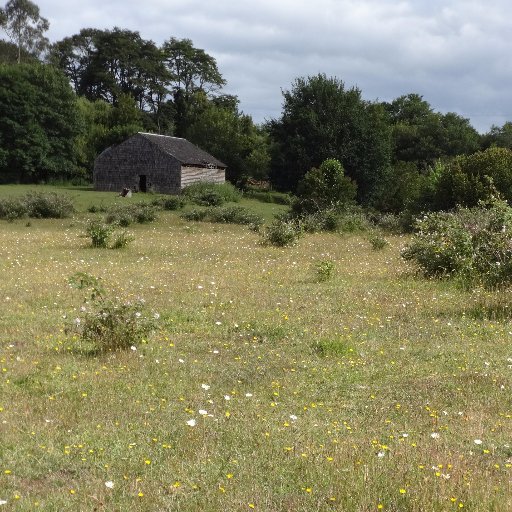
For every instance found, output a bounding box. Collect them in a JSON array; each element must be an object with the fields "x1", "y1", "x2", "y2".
[
  {"x1": 67, "y1": 272, "x2": 158, "y2": 352},
  {"x1": 300, "y1": 209, "x2": 341, "y2": 233},
  {"x1": 180, "y1": 208, "x2": 209, "y2": 222},
  {"x1": 153, "y1": 195, "x2": 186, "y2": 210},
  {"x1": 110, "y1": 231, "x2": 135, "y2": 249},
  {"x1": 0, "y1": 192, "x2": 74, "y2": 220},
  {"x1": 24, "y1": 192, "x2": 75, "y2": 218},
  {"x1": 85, "y1": 220, "x2": 114, "y2": 248},
  {"x1": 207, "y1": 206, "x2": 264, "y2": 226},
  {"x1": 314, "y1": 259, "x2": 336, "y2": 281},
  {"x1": 260, "y1": 219, "x2": 302, "y2": 247},
  {"x1": 182, "y1": 182, "x2": 242, "y2": 205},
  {"x1": 402, "y1": 197, "x2": 512, "y2": 289},
  {"x1": 105, "y1": 203, "x2": 157, "y2": 226},
  {"x1": 0, "y1": 197, "x2": 28, "y2": 221},
  {"x1": 337, "y1": 209, "x2": 371, "y2": 233},
  {"x1": 367, "y1": 231, "x2": 389, "y2": 250}
]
